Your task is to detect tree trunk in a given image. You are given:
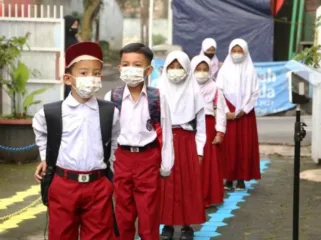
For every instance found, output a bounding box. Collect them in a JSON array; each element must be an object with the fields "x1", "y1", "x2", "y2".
[{"x1": 81, "y1": 0, "x2": 101, "y2": 41}]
